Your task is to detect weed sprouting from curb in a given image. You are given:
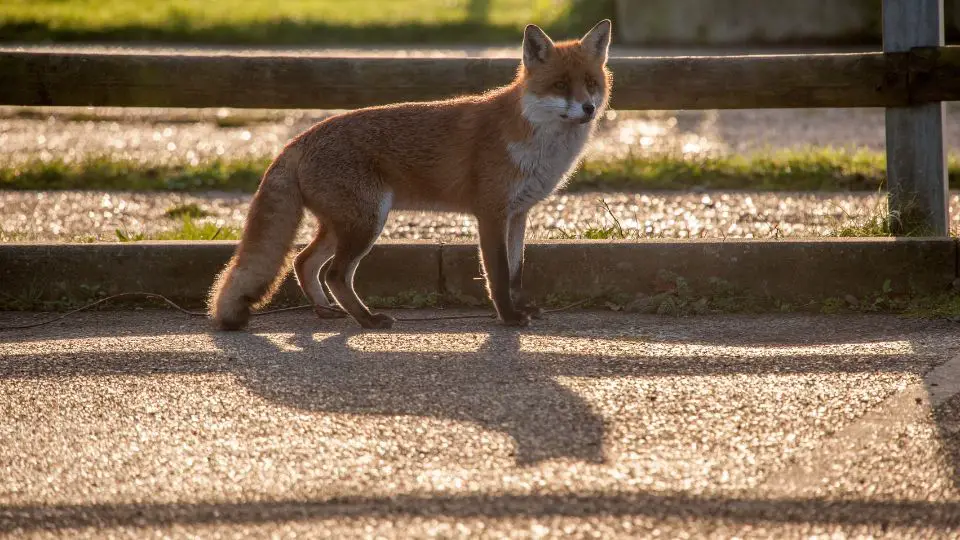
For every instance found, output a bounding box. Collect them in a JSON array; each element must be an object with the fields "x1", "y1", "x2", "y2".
[
  {"x1": 827, "y1": 189, "x2": 936, "y2": 238},
  {"x1": 606, "y1": 271, "x2": 765, "y2": 316},
  {"x1": 553, "y1": 198, "x2": 632, "y2": 240}
]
